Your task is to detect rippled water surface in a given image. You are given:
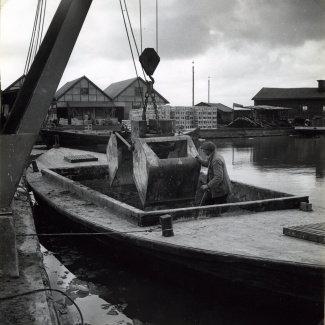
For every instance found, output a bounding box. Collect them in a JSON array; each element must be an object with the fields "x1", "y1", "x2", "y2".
[
  {"x1": 35, "y1": 136, "x2": 325, "y2": 325},
  {"x1": 212, "y1": 136, "x2": 325, "y2": 208}
]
